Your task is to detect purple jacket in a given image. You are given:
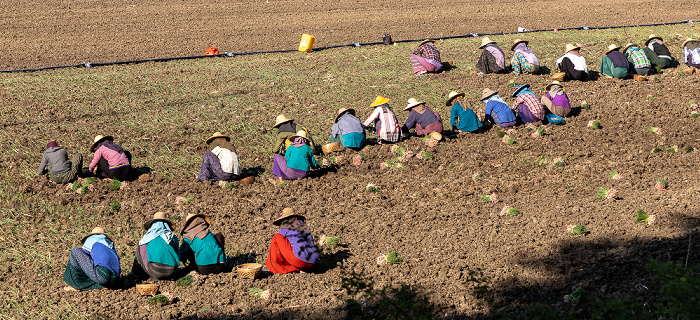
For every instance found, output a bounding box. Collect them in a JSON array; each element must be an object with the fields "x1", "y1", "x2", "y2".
[{"x1": 545, "y1": 92, "x2": 571, "y2": 110}]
